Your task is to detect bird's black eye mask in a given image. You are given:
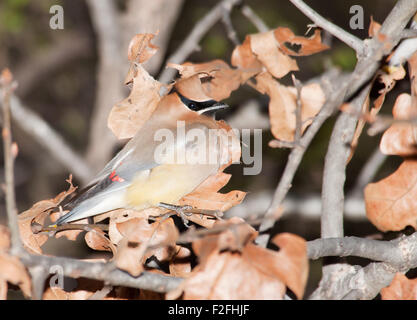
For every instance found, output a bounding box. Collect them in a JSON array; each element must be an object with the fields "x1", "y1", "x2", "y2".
[
  {"x1": 176, "y1": 90, "x2": 217, "y2": 112},
  {"x1": 170, "y1": 88, "x2": 229, "y2": 114}
]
